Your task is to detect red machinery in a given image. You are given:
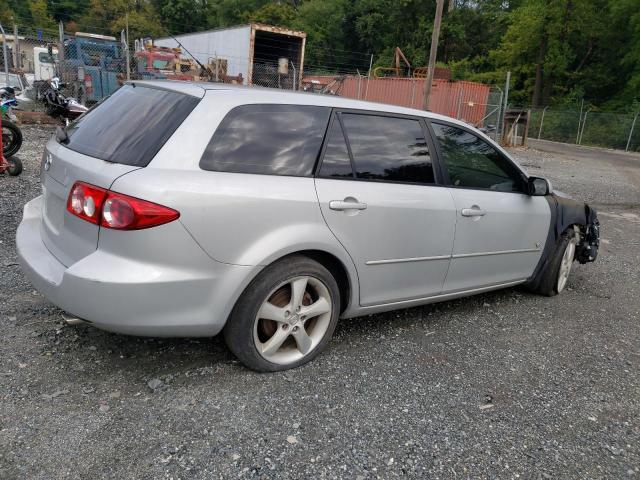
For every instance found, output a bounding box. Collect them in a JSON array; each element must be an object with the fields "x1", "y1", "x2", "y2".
[{"x1": 0, "y1": 115, "x2": 22, "y2": 176}]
